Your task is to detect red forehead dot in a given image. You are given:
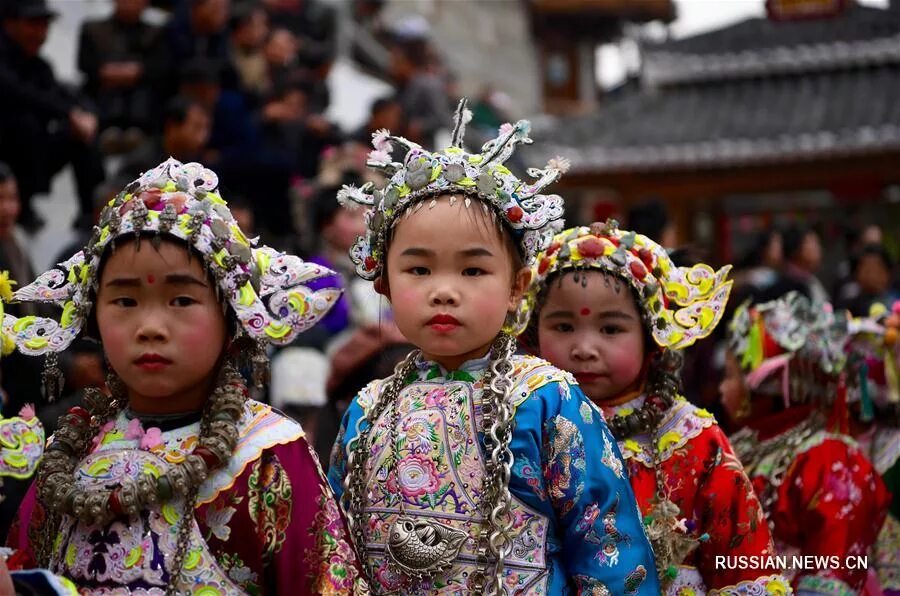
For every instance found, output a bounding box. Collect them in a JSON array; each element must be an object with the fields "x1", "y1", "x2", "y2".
[
  {"x1": 147, "y1": 275, "x2": 155, "y2": 284},
  {"x1": 580, "y1": 307, "x2": 591, "y2": 316}
]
